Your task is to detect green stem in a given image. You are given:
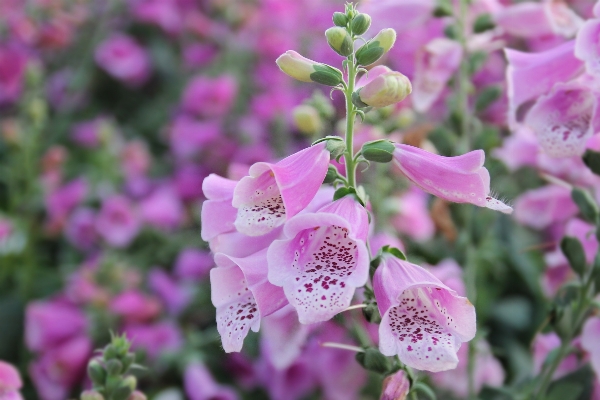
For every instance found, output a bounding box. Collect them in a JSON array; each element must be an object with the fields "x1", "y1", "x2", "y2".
[
  {"x1": 344, "y1": 57, "x2": 358, "y2": 188},
  {"x1": 456, "y1": 0, "x2": 472, "y2": 154}
]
